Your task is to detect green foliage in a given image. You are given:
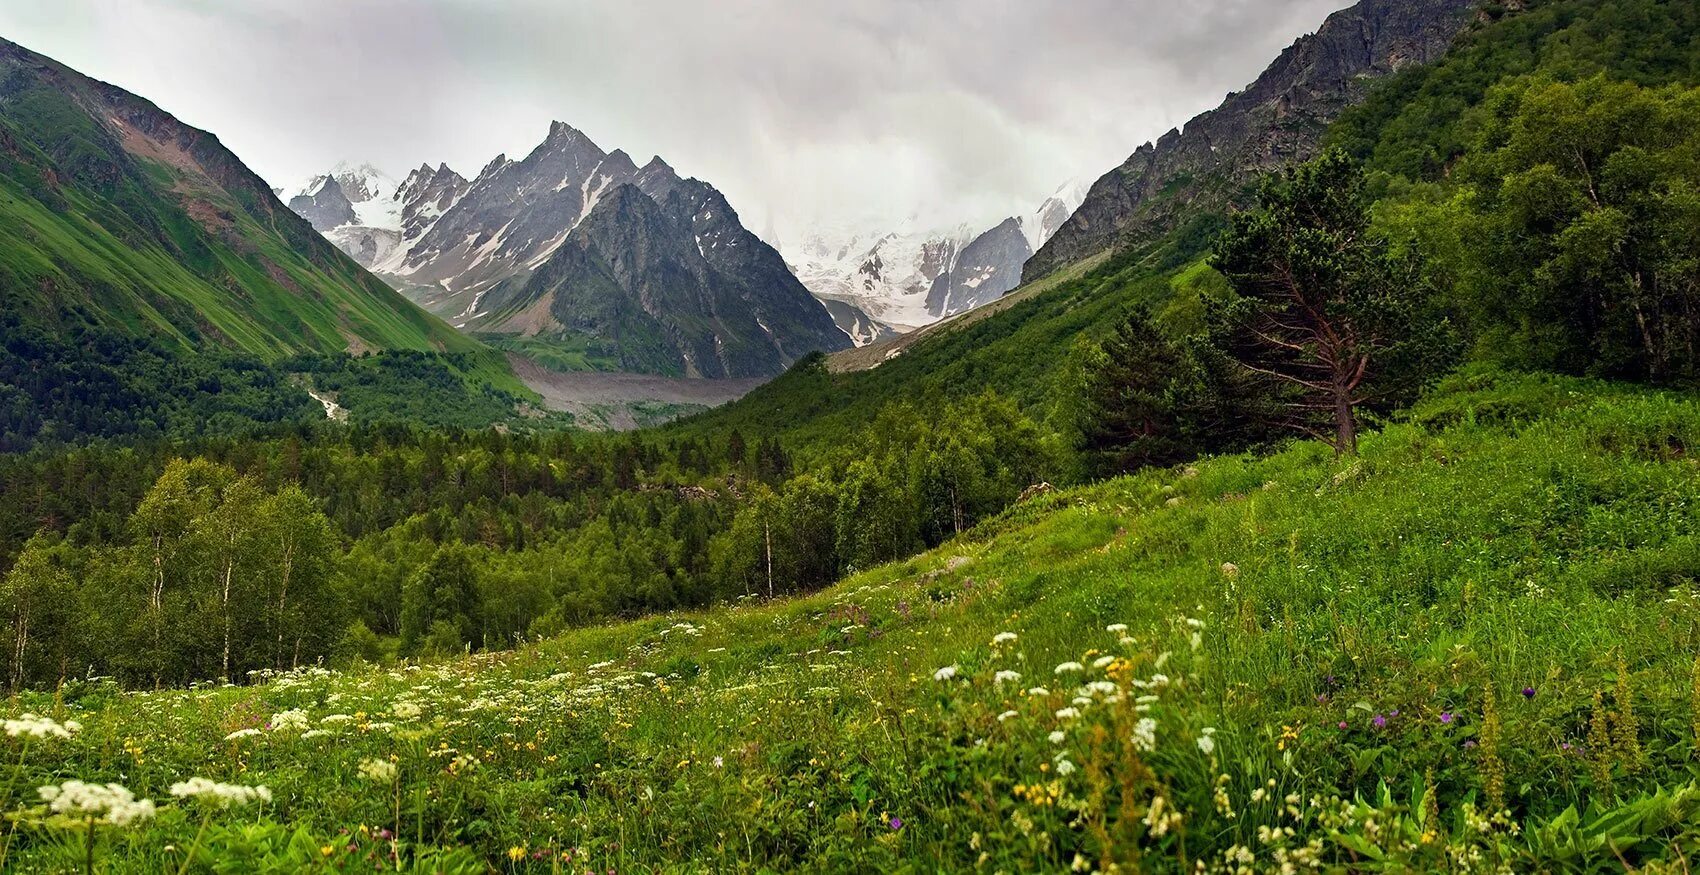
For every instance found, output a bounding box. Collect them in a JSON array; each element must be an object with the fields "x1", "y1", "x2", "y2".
[
  {"x1": 1445, "y1": 75, "x2": 1700, "y2": 381},
  {"x1": 1070, "y1": 308, "x2": 1260, "y2": 477},
  {"x1": 1, "y1": 373, "x2": 1697, "y2": 870},
  {"x1": 1211, "y1": 150, "x2": 1456, "y2": 454},
  {"x1": 0, "y1": 315, "x2": 320, "y2": 451}
]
